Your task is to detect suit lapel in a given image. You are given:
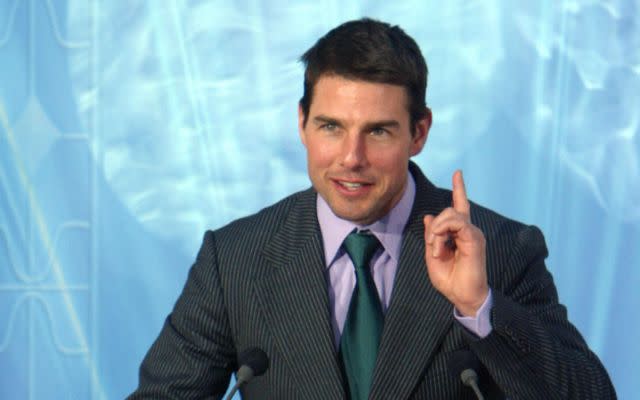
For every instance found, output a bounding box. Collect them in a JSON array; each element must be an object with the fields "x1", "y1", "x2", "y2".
[
  {"x1": 255, "y1": 189, "x2": 345, "y2": 400},
  {"x1": 370, "y1": 163, "x2": 453, "y2": 400}
]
